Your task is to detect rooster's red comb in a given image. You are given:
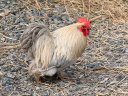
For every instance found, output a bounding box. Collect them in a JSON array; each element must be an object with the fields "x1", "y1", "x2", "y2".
[{"x1": 78, "y1": 17, "x2": 91, "y2": 28}]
